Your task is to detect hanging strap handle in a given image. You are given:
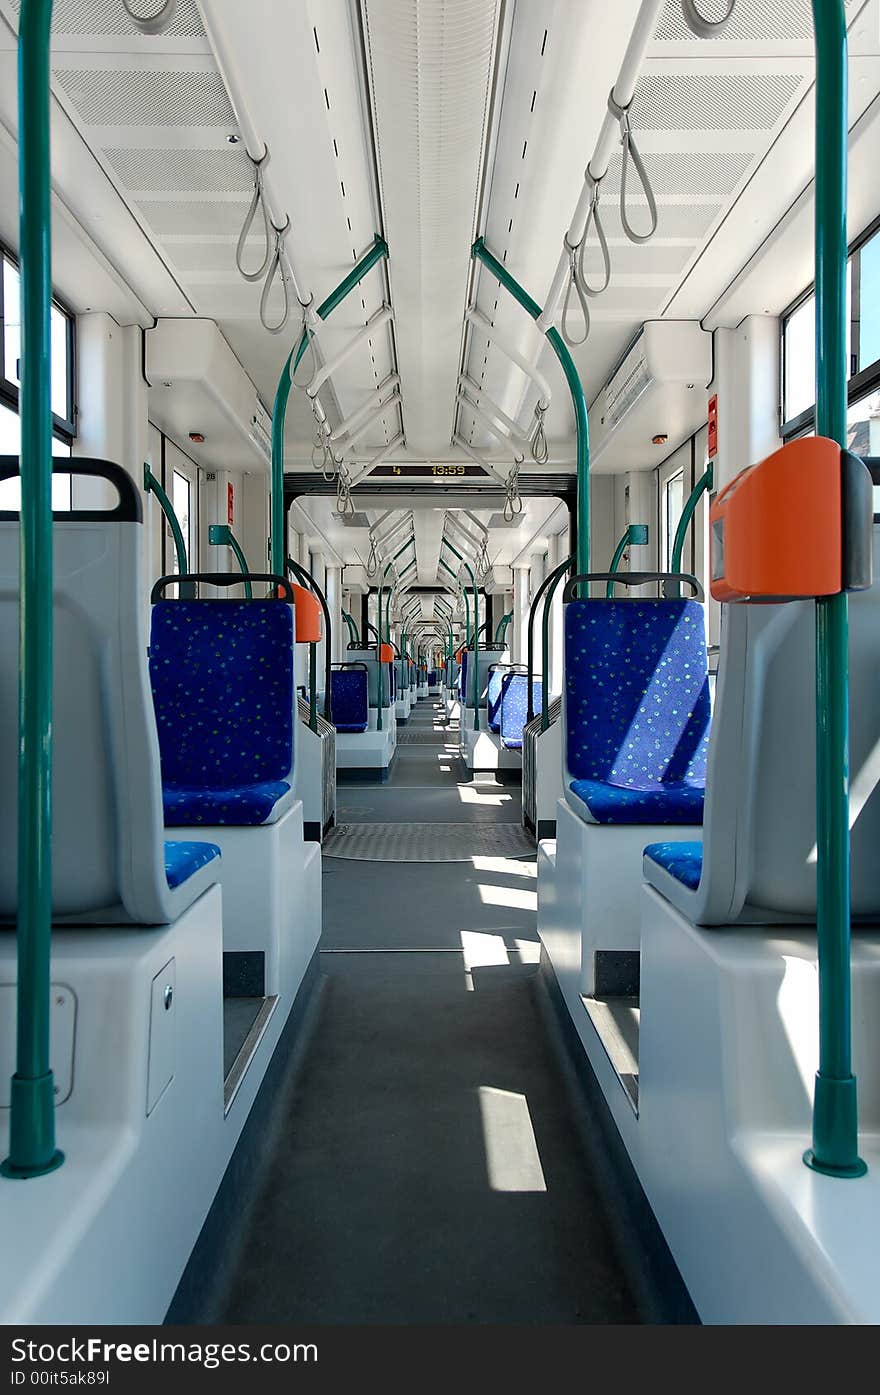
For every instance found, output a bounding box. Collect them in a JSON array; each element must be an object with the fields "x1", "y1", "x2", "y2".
[
  {"x1": 608, "y1": 91, "x2": 658, "y2": 246},
  {"x1": 235, "y1": 154, "x2": 272, "y2": 283},
  {"x1": 122, "y1": 0, "x2": 178, "y2": 35},
  {"x1": 561, "y1": 235, "x2": 591, "y2": 347},
  {"x1": 575, "y1": 179, "x2": 612, "y2": 296},
  {"x1": 259, "y1": 218, "x2": 292, "y2": 334},
  {"x1": 681, "y1": 1, "x2": 736, "y2": 38}
]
